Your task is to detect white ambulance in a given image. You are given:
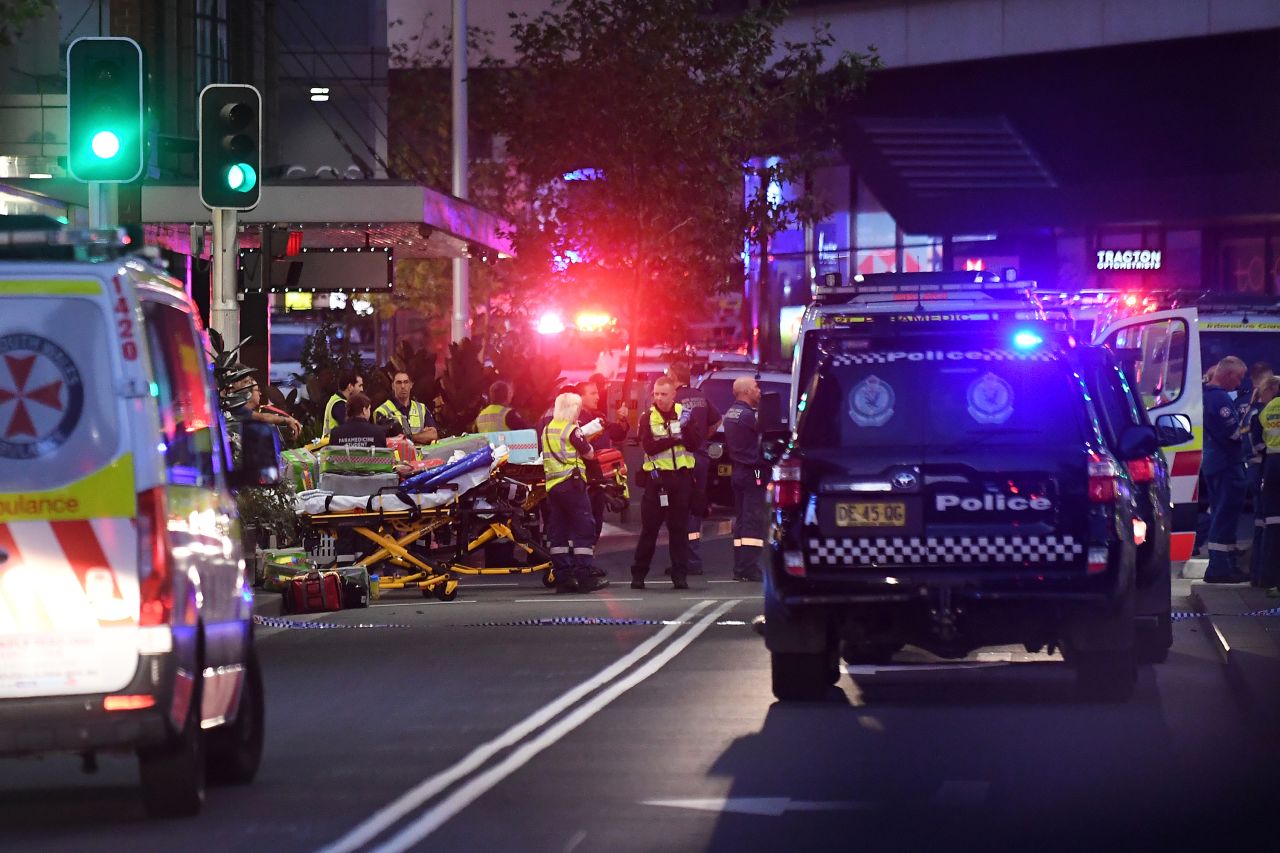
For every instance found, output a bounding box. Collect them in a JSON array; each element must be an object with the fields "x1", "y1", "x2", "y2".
[
  {"x1": 0, "y1": 222, "x2": 277, "y2": 816},
  {"x1": 1092, "y1": 292, "x2": 1280, "y2": 562}
]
